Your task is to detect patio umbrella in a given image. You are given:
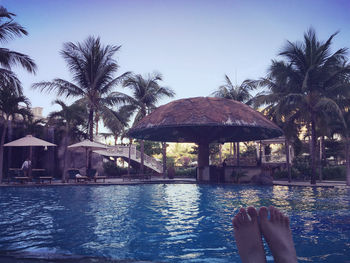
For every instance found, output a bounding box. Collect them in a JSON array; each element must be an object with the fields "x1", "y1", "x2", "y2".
[
  {"x1": 68, "y1": 139, "x2": 108, "y2": 175},
  {"x1": 4, "y1": 134, "x2": 57, "y2": 160},
  {"x1": 128, "y1": 97, "x2": 283, "y2": 180}
]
